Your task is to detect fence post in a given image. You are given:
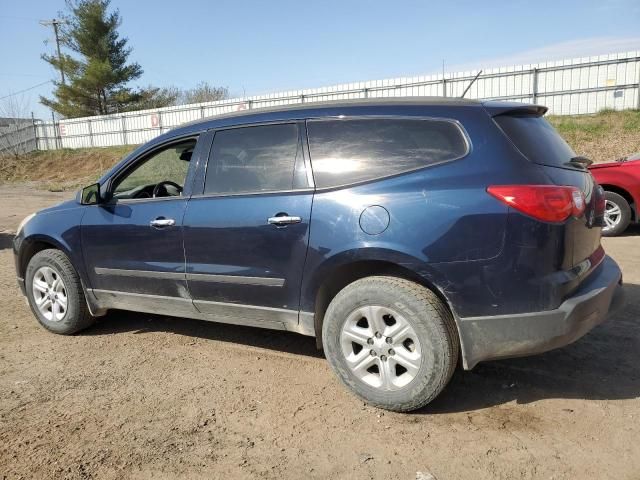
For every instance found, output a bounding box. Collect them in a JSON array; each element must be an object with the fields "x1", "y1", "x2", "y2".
[
  {"x1": 121, "y1": 116, "x2": 127, "y2": 145},
  {"x1": 51, "y1": 111, "x2": 60, "y2": 150},
  {"x1": 10, "y1": 55, "x2": 639, "y2": 151},
  {"x1": 88, "y1": 119, "x2": 94, "y2": 147},
  {"x1": 31, "y1": 112, "x2": 39, "y2": 151},
  {"x1": 50, "y1": 111, "x2": 55, "y2": 150},
  {"x1": 636, "y1": 61, "x2": 640, "y2": 110}
]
